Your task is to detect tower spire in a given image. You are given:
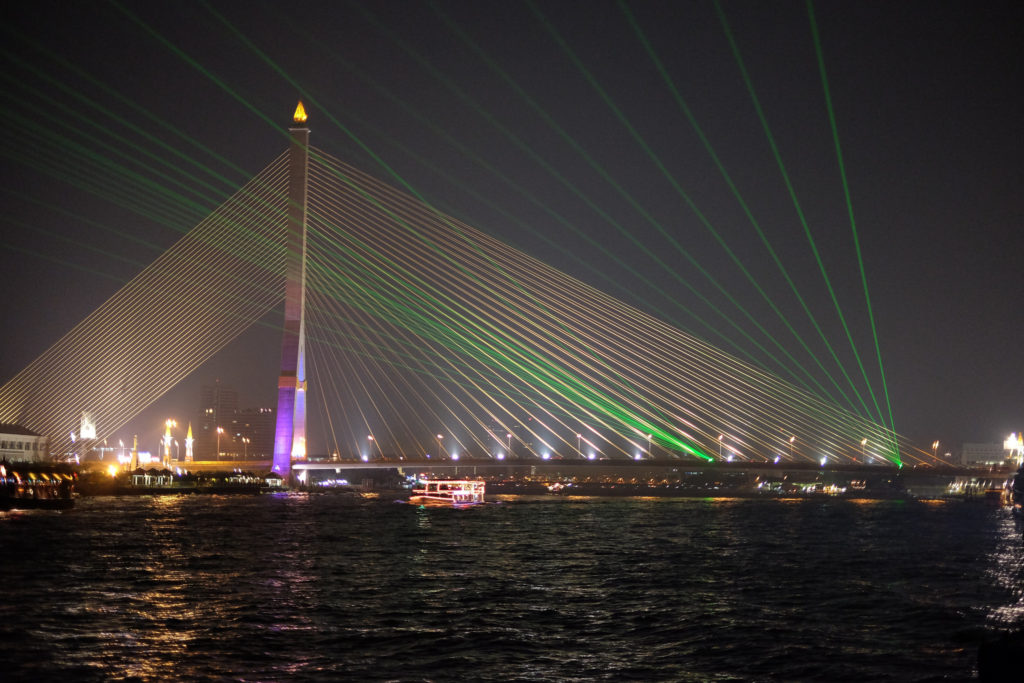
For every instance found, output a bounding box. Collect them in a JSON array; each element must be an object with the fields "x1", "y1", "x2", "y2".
[{"x1": 272, "y1": 102, "x2": 310, "y2": 476}]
